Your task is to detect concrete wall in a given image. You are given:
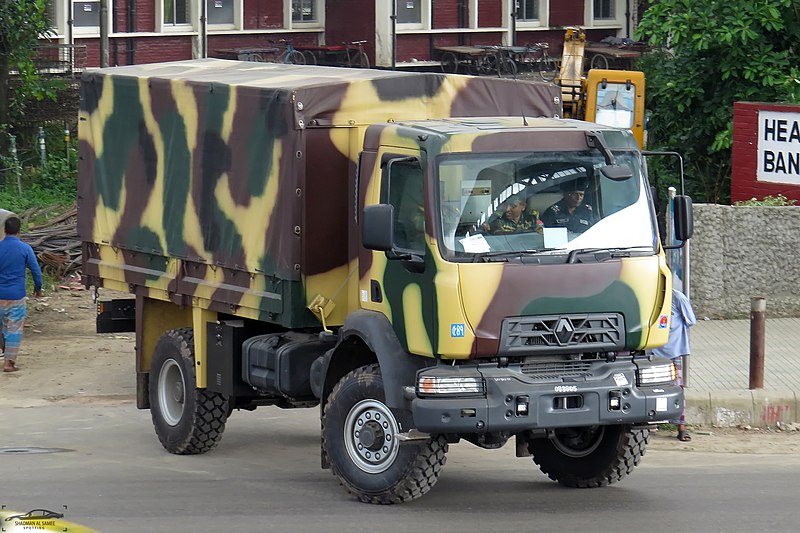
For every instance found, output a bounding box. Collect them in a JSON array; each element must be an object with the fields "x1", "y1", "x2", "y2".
[{"x1": 691, "y1": 204, "x2": 800, "y2": 318}]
